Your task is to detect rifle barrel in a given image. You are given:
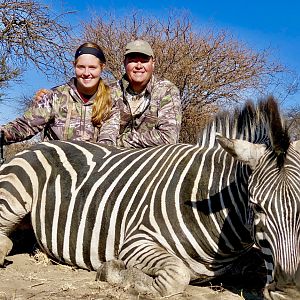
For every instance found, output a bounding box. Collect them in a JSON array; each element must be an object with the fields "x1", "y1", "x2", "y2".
[{"x1": 0, "y1": 130, "x2": 5, "y2": 165}]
